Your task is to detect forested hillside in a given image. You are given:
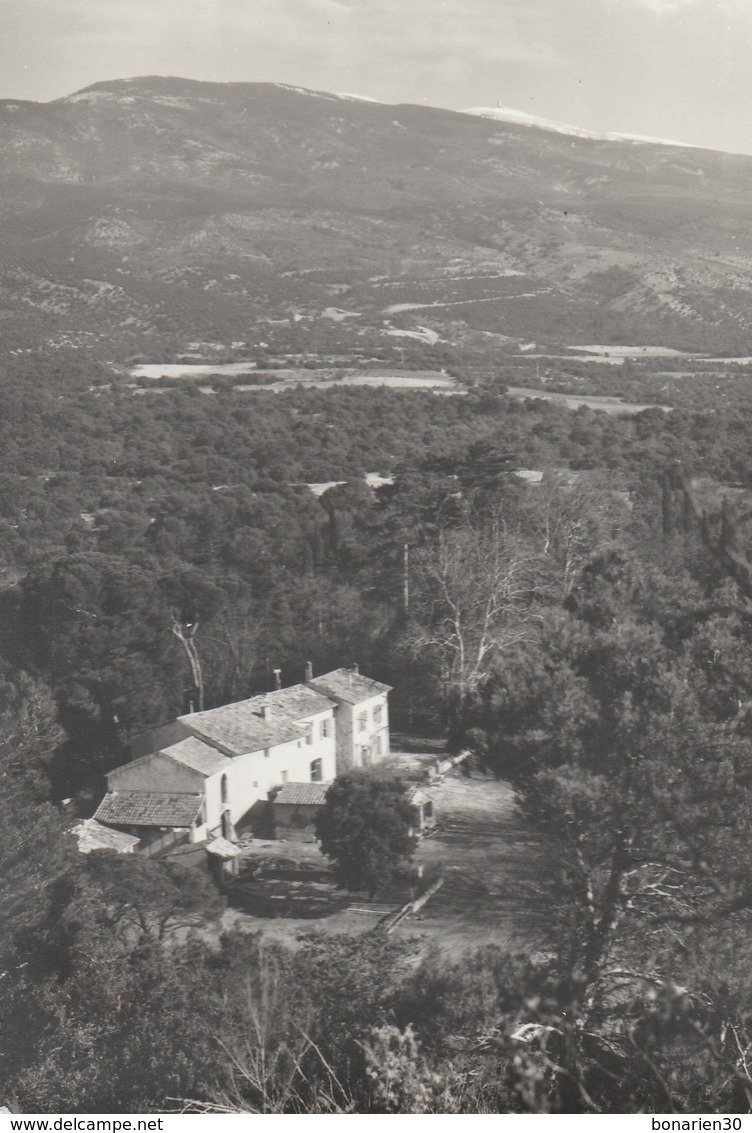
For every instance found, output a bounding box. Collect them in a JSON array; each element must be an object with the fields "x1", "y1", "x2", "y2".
[
  {"x1": 3, "y1": 342, "x2": 752, "y2": 1109},
  {"x1": 0, "y1": 350, "x2": 751, "y2": 792}
]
